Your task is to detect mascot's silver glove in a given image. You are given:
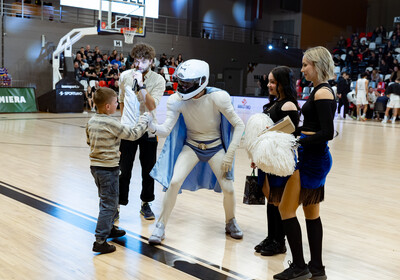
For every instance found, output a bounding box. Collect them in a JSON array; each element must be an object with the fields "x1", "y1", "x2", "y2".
[
  {"x1": 138, "y1": 112, "x2": 151, "y2": 124},
  {"x1": 148, "y1": 119, "x2": 157, "y2": 134},
  {"x1": 221, "y1": 150, "x2": 235, "y2": 173}
]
